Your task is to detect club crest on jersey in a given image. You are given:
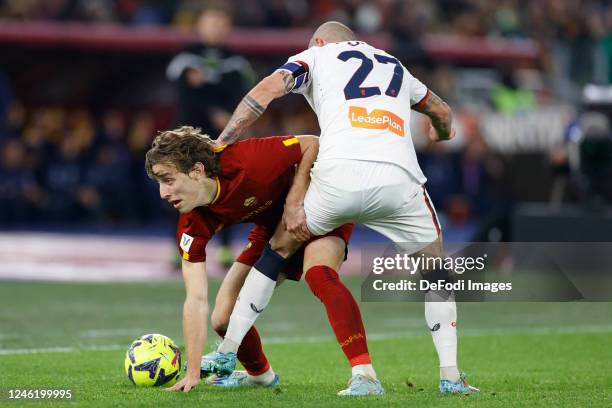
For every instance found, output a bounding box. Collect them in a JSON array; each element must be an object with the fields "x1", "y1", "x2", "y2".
[
  {"x1": 180, "y1": 233, "x2": 194, "y2": 253},
  {"x1": 243, "y1": 196, "x2": 258, "y2": 207},
  {"x1": 349, "y1": 106, "x2": 405, "y2": 136}
]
